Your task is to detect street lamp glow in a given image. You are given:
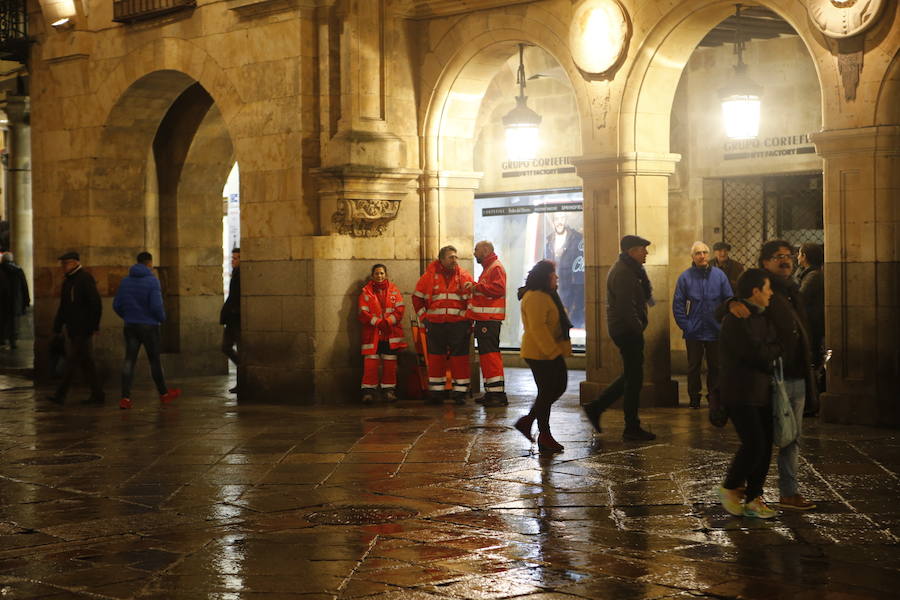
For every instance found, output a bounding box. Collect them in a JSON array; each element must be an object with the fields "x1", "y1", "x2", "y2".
[
  {"x1": 721, "y1": 94, "x2": 761, "y2": 139},
  {"x1": 504, "y1": 121, "x2": 540, "y2": 161}
]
